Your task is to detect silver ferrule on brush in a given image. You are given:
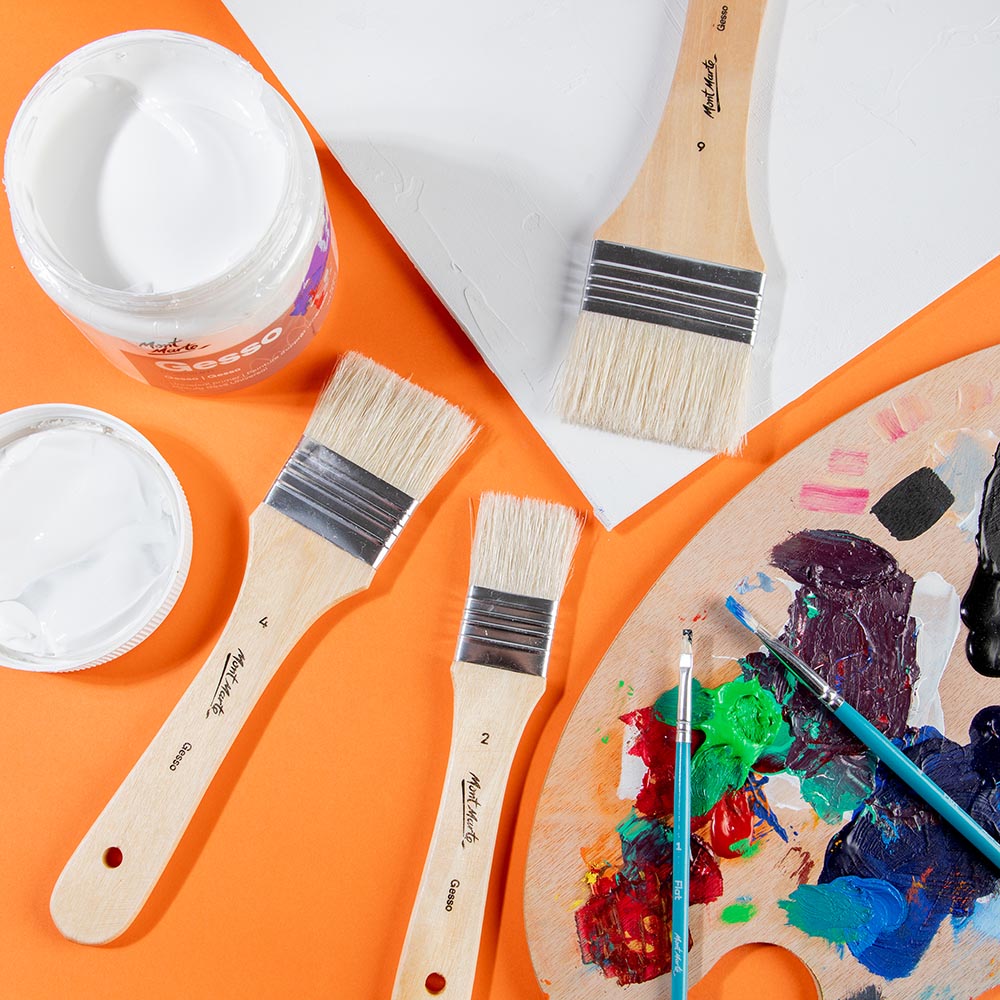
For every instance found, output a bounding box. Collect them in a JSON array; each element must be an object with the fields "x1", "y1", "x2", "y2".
[
  {"x1": 676, "y1": 629, "x2": 694, "y2": 742},
  {"x1": 454, "y1": 586, "x2": 557, "y2": 678},
  {"x1": 582, "y1": 240, "x2": 765, "y2": 346},
  {"x1": 755, "y1": 627, "x2": 845, "y2": 712},
  {"x1": 265, "y1": 437, "x2": 416, "y2": 568}
]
